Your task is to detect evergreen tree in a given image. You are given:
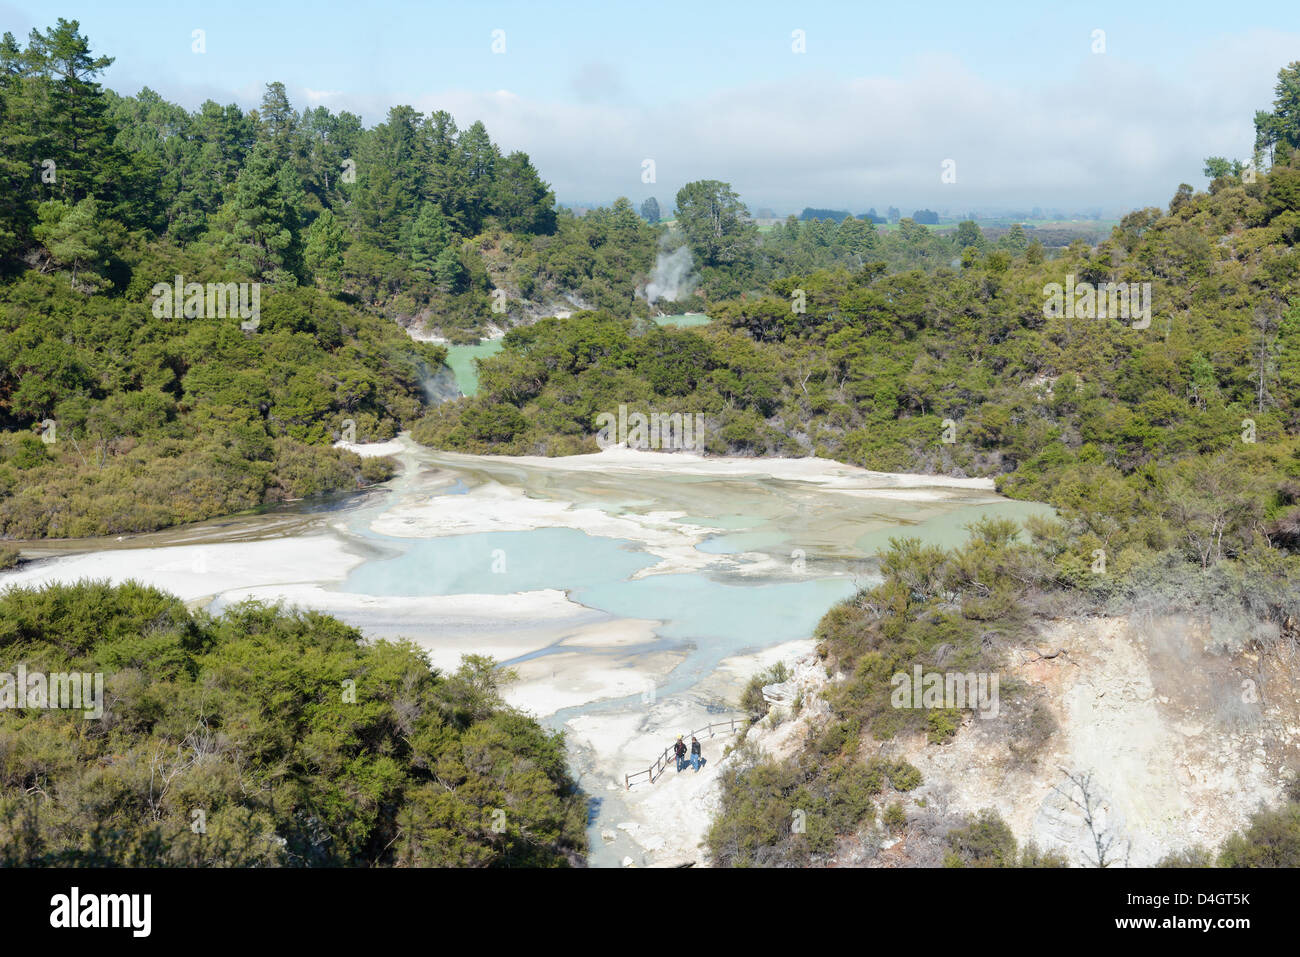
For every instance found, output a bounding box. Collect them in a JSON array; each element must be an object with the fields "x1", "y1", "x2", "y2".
[
  {"x1": 407, "y1": 202, "x2": 452, "y2": 275},
  {"x1": 0, "y1": 33, "x2": 33, "y2": 254},
  {"x1": 301, "y1": 106, "x2": 362, "y2": 210},
  {"x1": 457, "y1": 120, "x2": 500, "y2": 235},
  {"x1": 421, "y1": 110, "x2": 467, "y2": 231},
  {"x1": 837, "y1": 214, "x2": 876, "y2": 258},
  {"x1": 354, "y1": 105, "x2": 426, "y2": 250},
  {"x1": 256, "y1": 81, "x2": 299, "y2": 160},
  {"x1": 32, "y1": 197, "x2": 111, "y2": 289},
  {"x1": 432, "y1": 246, "x2": 464, "y2": 292},
  {"x1": 674, "y1": 179, "x2": 757, "y2": 267},
  {"x1": 492, "y1": 150, "x2": 555, "y2": 234},
  {"x1": 220, "y1": 142, "x2": 305, "y2": 283},
  {"x1": 24, "y1": 20, "x2": 130, "y2": 215},
  {"x1": 954, "y1": 220, "x2": 985, "y2": 250},
  {"x1": 304, "y1": 207, "x2": 346, "y2": 290},
  {"x1": 1255, "y1": 62, "x2": 1300, "y2": 167}
]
